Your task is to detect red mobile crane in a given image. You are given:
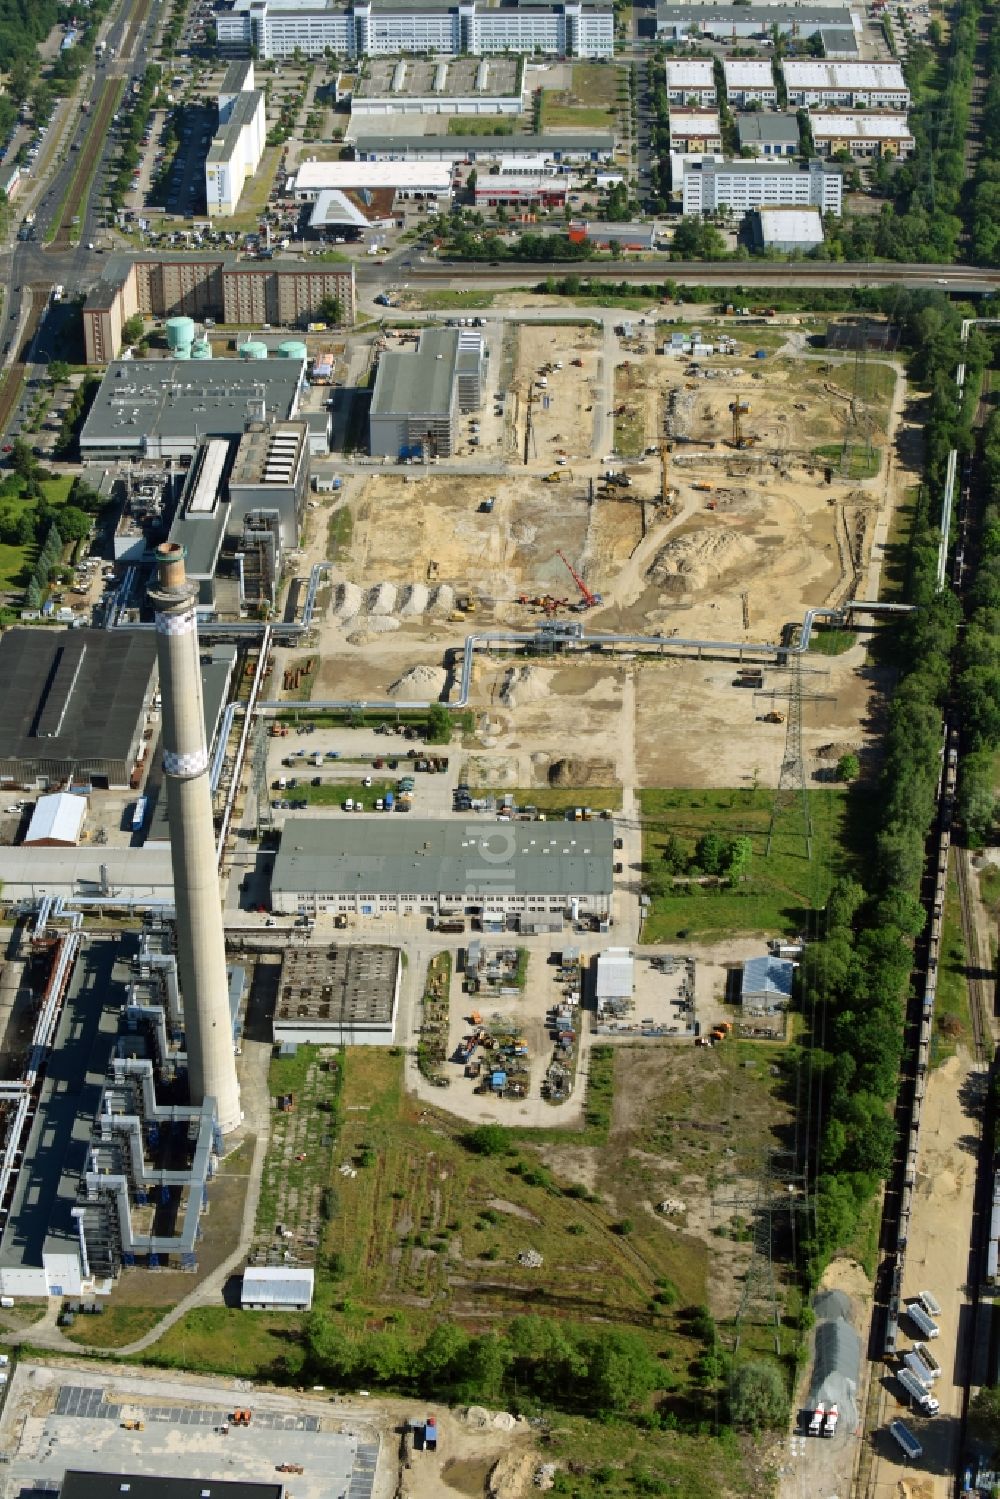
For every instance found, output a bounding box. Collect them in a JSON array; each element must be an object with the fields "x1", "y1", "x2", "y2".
[{"x1": 556, "y1": 550, "x2": 602, "y2": 610}]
